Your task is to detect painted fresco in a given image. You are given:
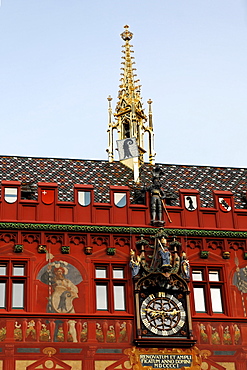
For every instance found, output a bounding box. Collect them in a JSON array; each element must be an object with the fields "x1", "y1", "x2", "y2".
[
  {"x1": 233, "y1": 258, "x2": 247, "y2": 316},
  {"x1": 233, "y1": 265, "x2": 247, "y2": 293},
  {"x1": 37, "y1": 260, "x2": 82, "y2": 313}
]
